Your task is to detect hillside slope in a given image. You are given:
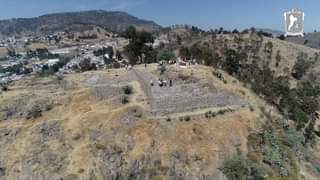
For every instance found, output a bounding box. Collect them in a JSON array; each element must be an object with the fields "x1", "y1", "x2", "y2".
[
  {"x1": 0, "y1": 65, "x2": 264, "y2": 179},
  {"x1": 0, "y1": 10, "x2": 161, "y2": 36},
  {"x1": 1, "y1": 30, "x2": 320, "y2": 179},
  {"x1": 164, "y1": 30, "x2": 320, "y2": 179}
]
